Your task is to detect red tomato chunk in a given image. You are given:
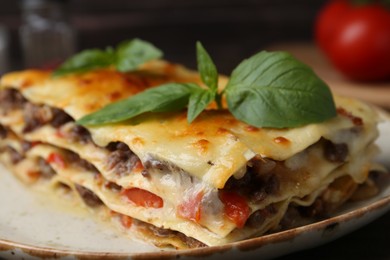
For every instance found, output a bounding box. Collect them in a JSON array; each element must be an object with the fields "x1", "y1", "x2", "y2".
[
  {"x1": 121, "y1": 188, "x2": 163, "y2": 208},
  {"x1": 177, "y1": 191, "x2": 204, "y2": 223},
  {"x1": 47, "y1": 152, "x2": 66, "y2": 168},
  {"x1": 219, "y1": 191, "x2": 250, "y2": 228}
]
